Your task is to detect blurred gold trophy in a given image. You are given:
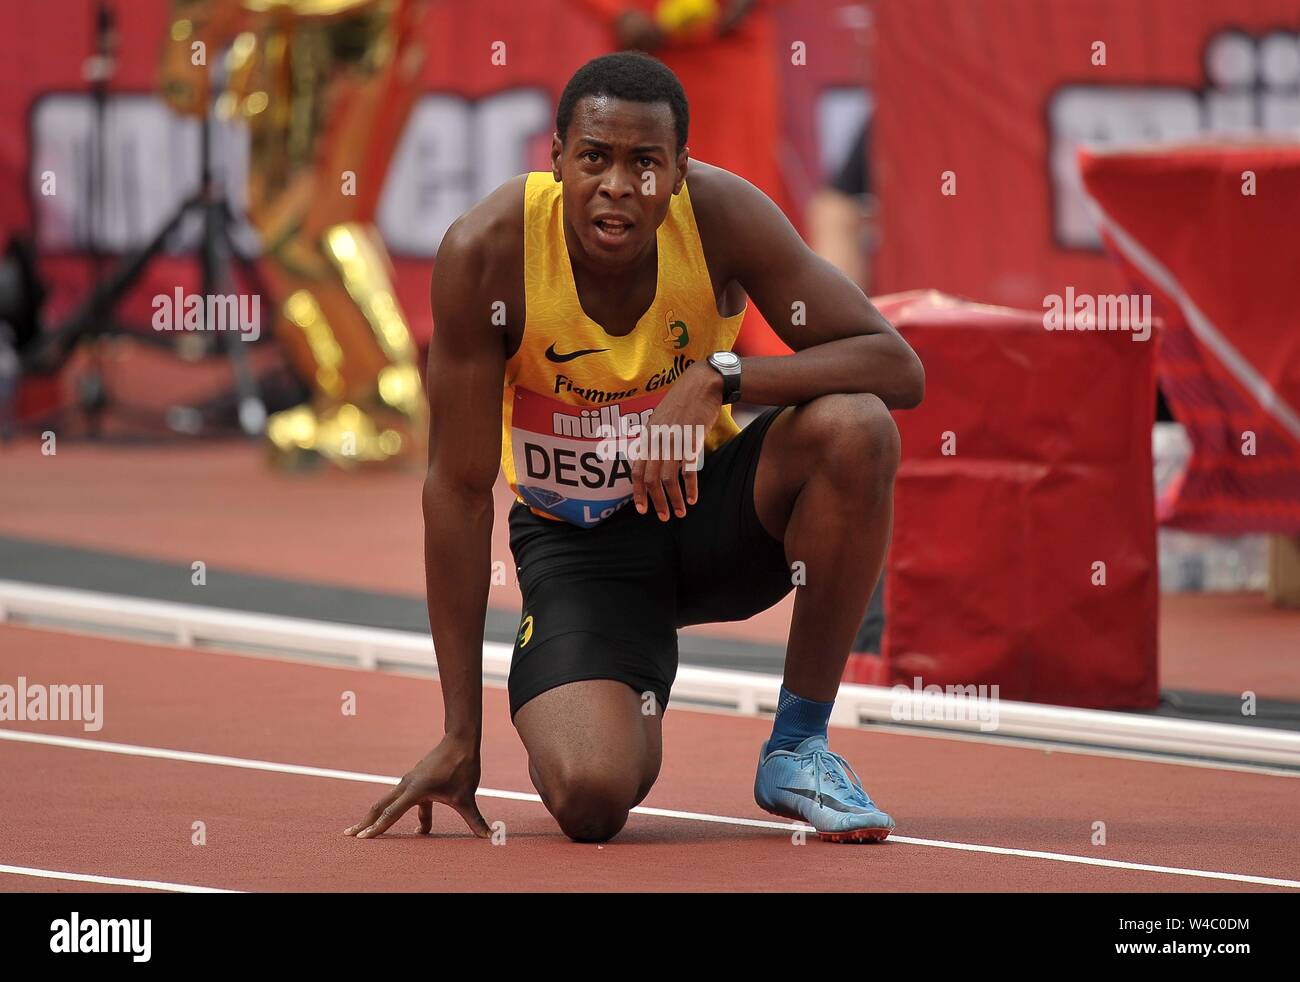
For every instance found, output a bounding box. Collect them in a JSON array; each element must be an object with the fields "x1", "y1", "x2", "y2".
[{"x1": 159, "y1": 0, "x2": 428, "y2": 468}]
